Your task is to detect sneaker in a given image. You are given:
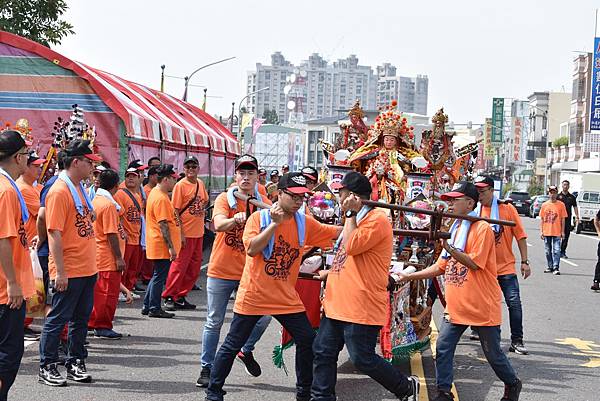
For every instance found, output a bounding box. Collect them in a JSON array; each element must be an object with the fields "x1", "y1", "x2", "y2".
[
  {"x1": 553, "y1": 270, "x2": 561, "y2": 276},
  {"x1": 118, "y1": 293, "x2": 127, "y2": 302},
  {"x1": 501, "y1": 378, "x2": 522, "y2": 401},
  {"x1": 24, "y1": 327, "x2": 41, "y2": 341},
  {"x1": 131, "y1": 292, "x2": 141, "y2": 300},
  {"x1": 65, "y1": 359, "x2": 92, "y2": 383},
  {"x1": 509, "y1": 341, "x2": 529, "y2": 355},
  {"x1": 134, "y1": 283, "x2": 146, "y2": 292},
  {"x1": 400, "y1": 375, "x2": 420, "y2": 401},
  {"x1": 591, "y1": 282, "x2": 600, "y2": 292},
  {"x1": 237, "y1": 351, "x2": 262, "y2": 377},
  {"x1": 94, "y1": 329, "x2": 123, "y2": 340},
  {"x1": 148, "y1": 308, "x2": 175, "y2": 318},
  {"x1": 163, "y1": 296, "x2": 176, "y2": 311},
  {"x1": 174, "y1": 297, "x2": 197, "y2": 310},
  {"x1": 296, "y1": 396, "x2": 310, "y2": 401},
  {"x1": 39, "y1": 363, "x2": 67, "y2": 386},
  {"x1": 192, "y1": 284, "x2": 202, "y2": 291},
  {"x1": 543, "y1": 267, "x2": 554, "y2": 273},
  {"x1": 196, "y1": 367, "x2": 210, "y2": 388},
  {"x1": 141, "y1": 308, "x2": 149, "y2": 316},
  {"x1": 469, "y1": 330, "x2": 479, "y2": 341},
  {"x1": 433, "y1": 389, "x2": 454, "y2": 401}
]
